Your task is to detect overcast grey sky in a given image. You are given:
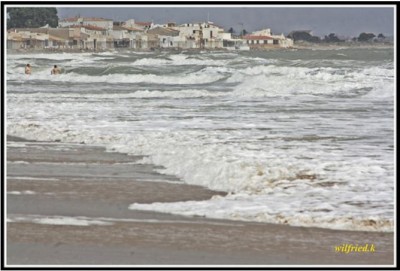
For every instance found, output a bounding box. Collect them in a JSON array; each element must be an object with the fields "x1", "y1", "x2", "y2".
[{"x1": 57, "y1": 6, "x2": 395, "y2": 37}]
